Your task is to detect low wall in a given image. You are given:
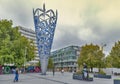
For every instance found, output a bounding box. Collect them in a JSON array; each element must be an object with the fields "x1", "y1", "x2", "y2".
[{"x1": 93, "y1": 68, "x2": 120, "y2": 75}]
